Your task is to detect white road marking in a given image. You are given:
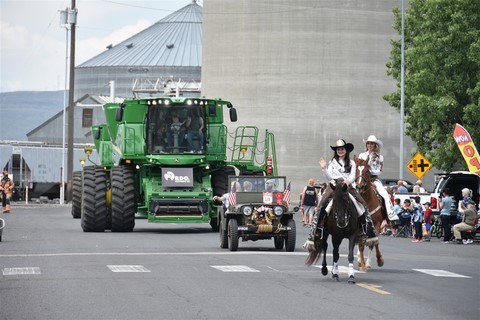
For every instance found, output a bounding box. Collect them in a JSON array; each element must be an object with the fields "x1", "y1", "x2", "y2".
[
  {"x1": 211, "y1": 265, "x2": 260, "y2": 272},
  {"x1": 2, "y1": 267, "x2": 41, "y2": 276},
  {"x1": 314, "y1": 265, "x2": 366, "y2": 274},
  {"x1": 413, "y1": 269, "x2": 471, "y2": 278},
  {"x1": 0, "y1": 251, "x2": 311, "y2": 258},
  {"x1": 107, "y1": 265, "x2": 151, "y2": 273}
]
